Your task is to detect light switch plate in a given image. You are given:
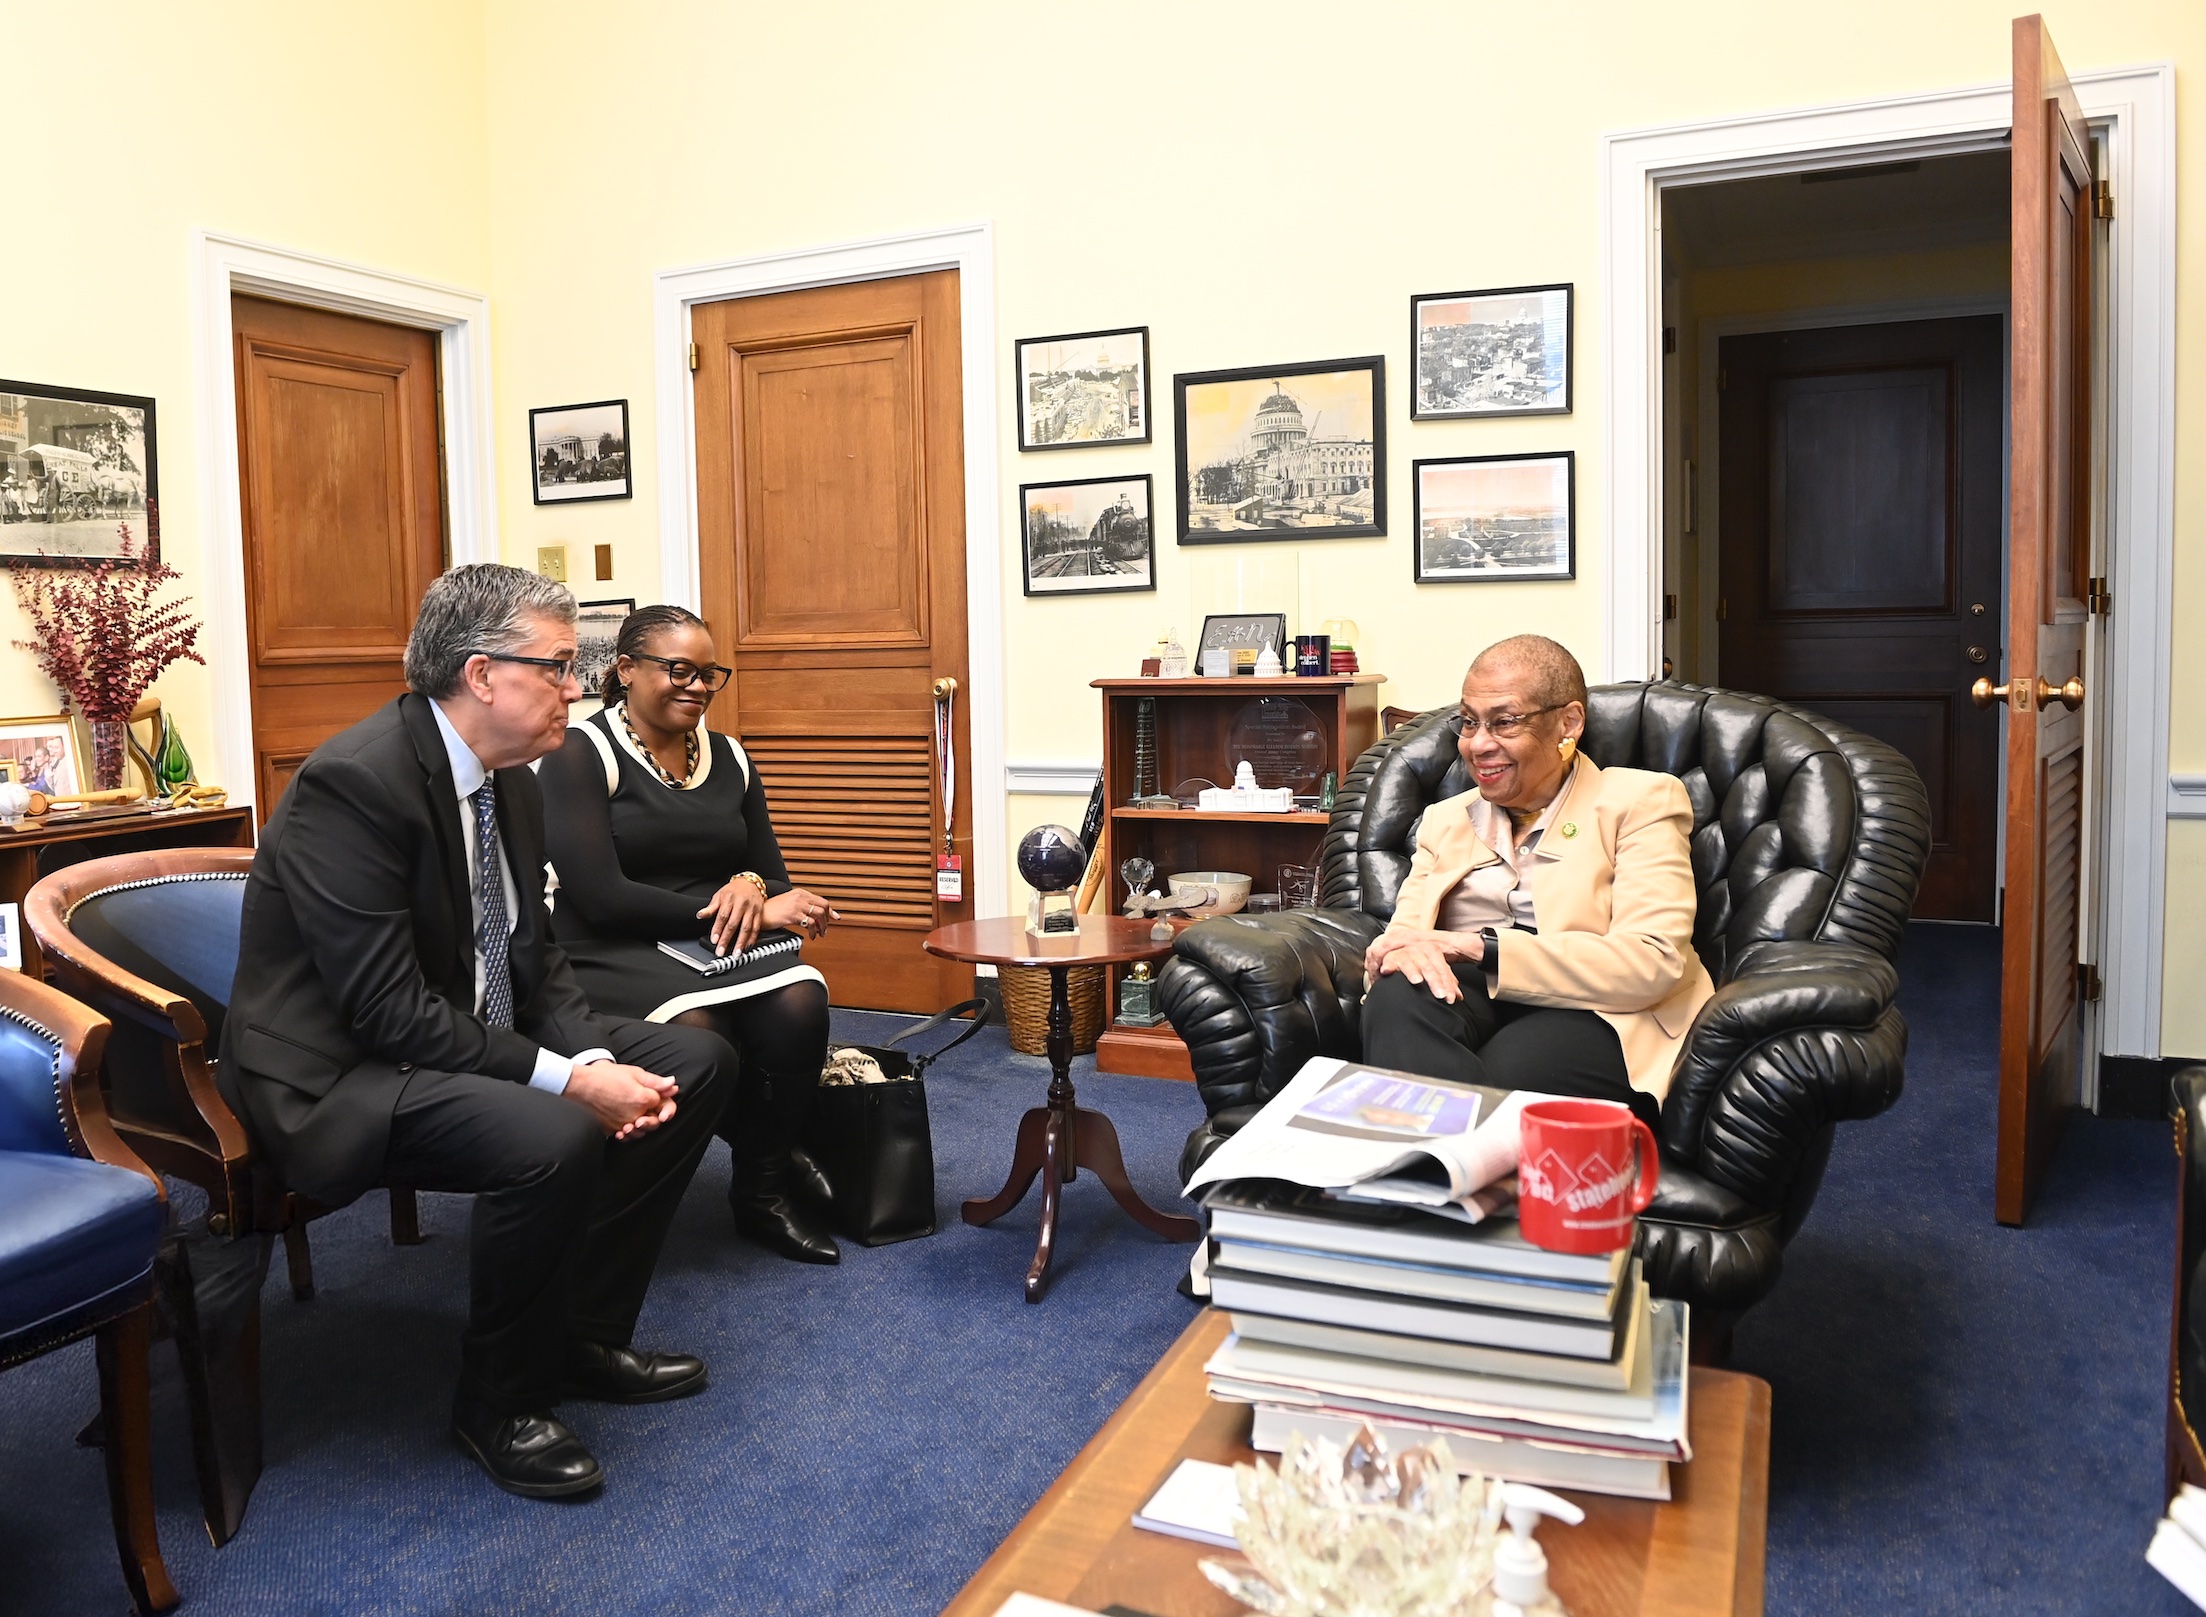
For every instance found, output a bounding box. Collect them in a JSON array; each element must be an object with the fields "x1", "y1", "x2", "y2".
[{"x1": 536, "y1": 545, "x2": 568, "y2": 582}]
